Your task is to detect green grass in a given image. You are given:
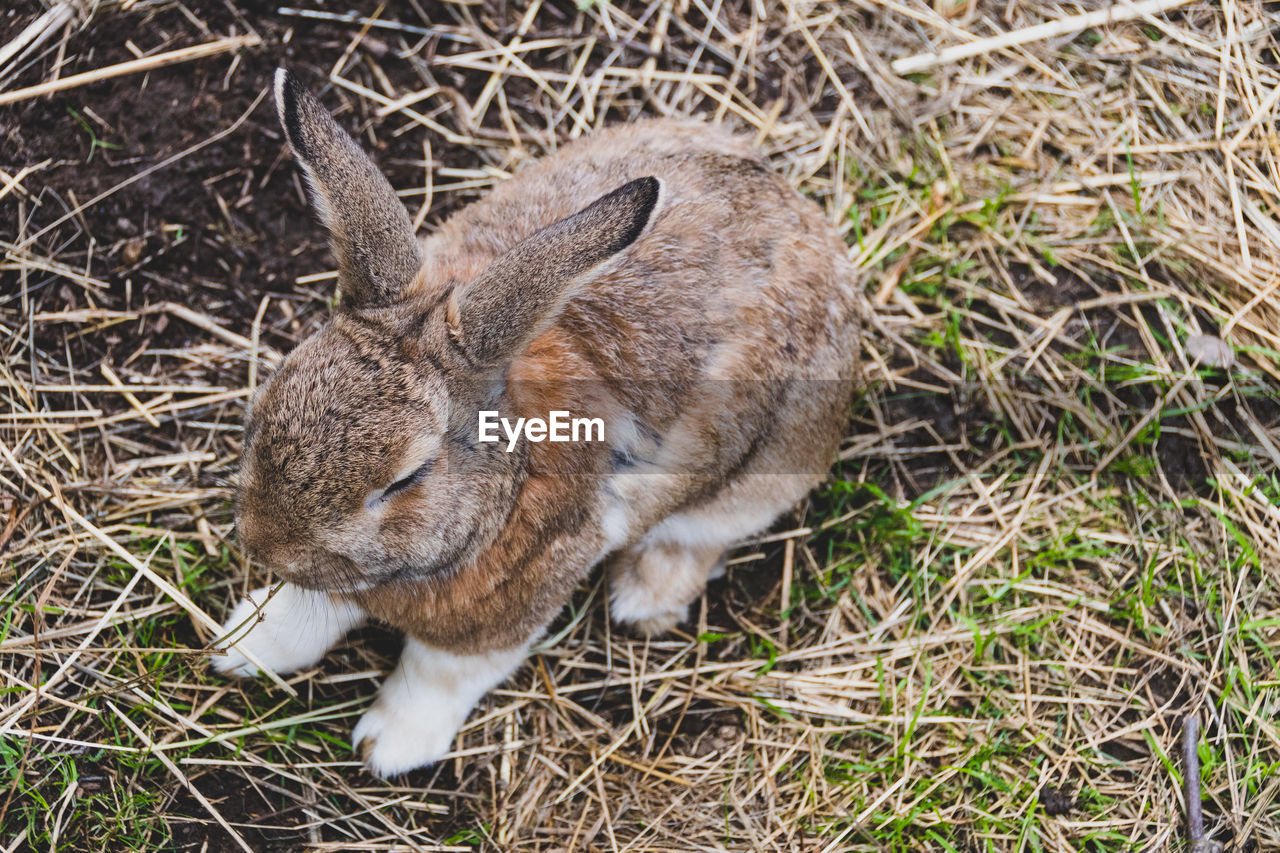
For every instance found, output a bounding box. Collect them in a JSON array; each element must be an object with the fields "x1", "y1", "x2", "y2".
[{"x1": 787, "y1": 152, "x2": 1280, "y2": 849}]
